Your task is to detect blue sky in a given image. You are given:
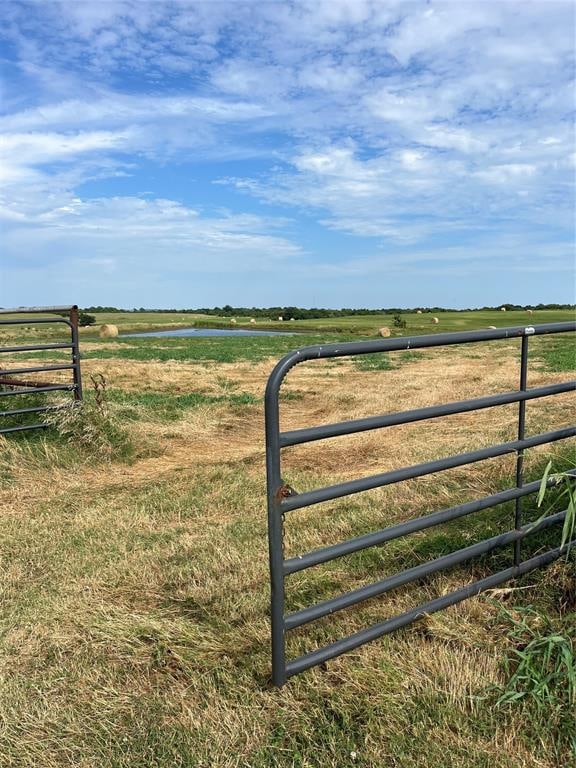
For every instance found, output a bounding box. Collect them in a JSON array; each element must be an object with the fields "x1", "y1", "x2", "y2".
[{"x1": 0, "y1": 0, "x2": 574, "y2": 309}]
